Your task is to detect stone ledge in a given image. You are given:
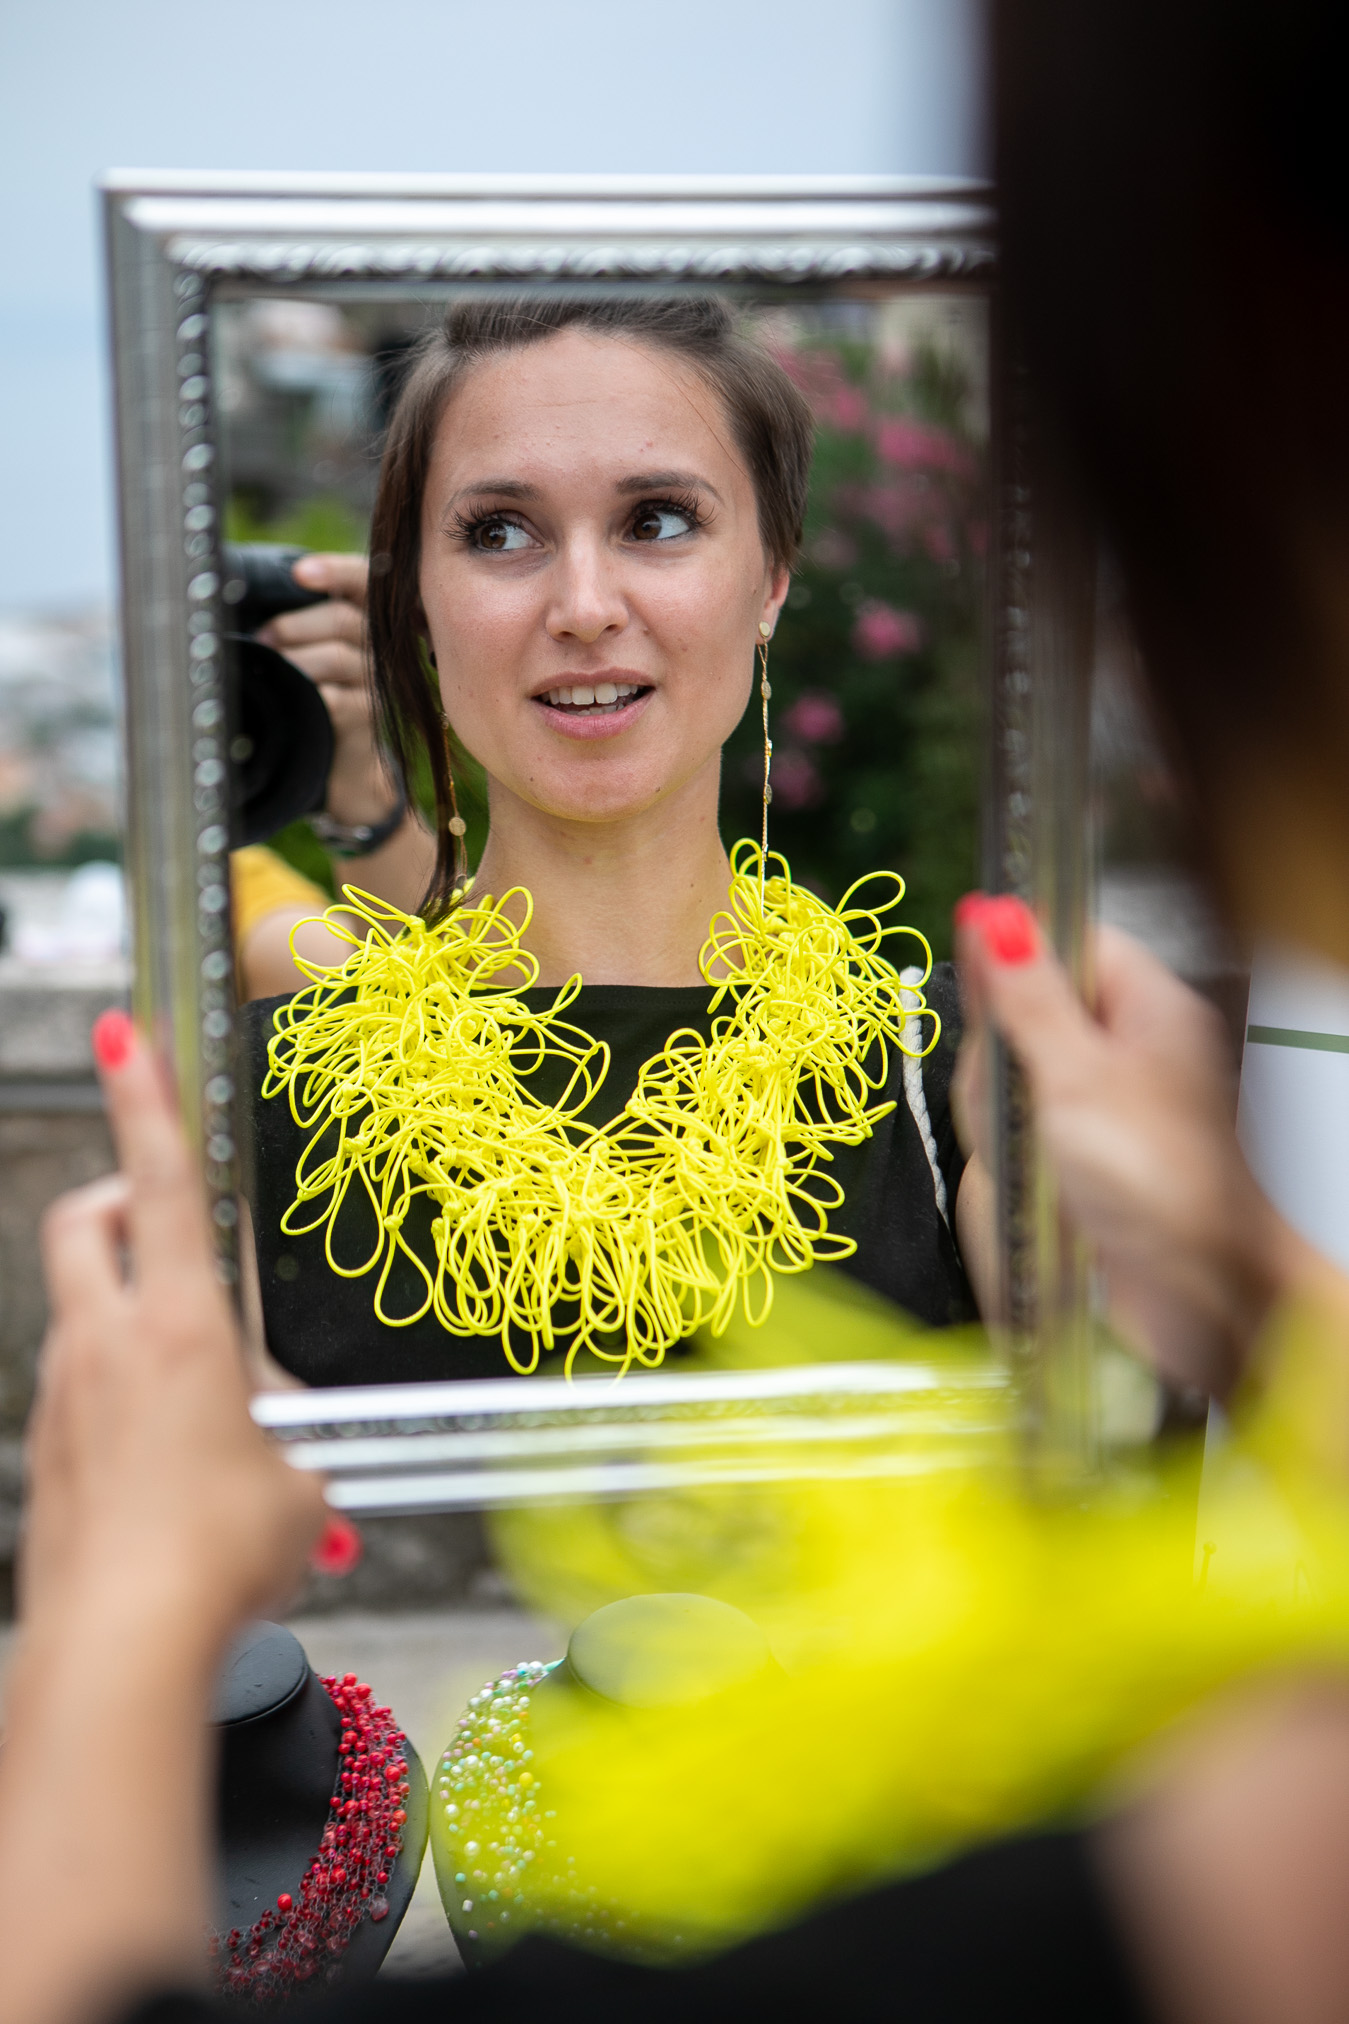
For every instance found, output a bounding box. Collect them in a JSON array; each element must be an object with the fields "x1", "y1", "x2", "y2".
[
  {"x1": 0, "y1": 958, "x2": 129, "y2": 1077},
  {"x1": 0, "y1": 1078, "x2": 104, "y2": 1113},
  {"x1": 0, "y1": 1107, "x2": 116, "y2": 1435}
]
